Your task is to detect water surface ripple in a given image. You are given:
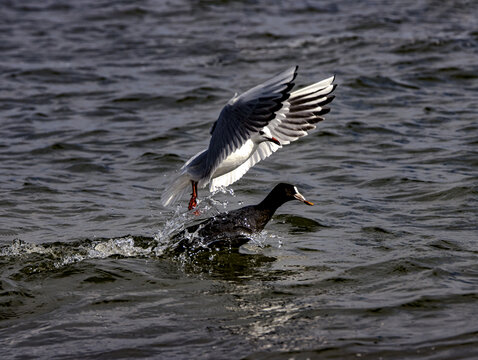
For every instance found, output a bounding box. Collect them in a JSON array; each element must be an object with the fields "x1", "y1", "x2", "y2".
[{"x1": 1, "y1": 0, "x2": 477, "y2": 359}]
